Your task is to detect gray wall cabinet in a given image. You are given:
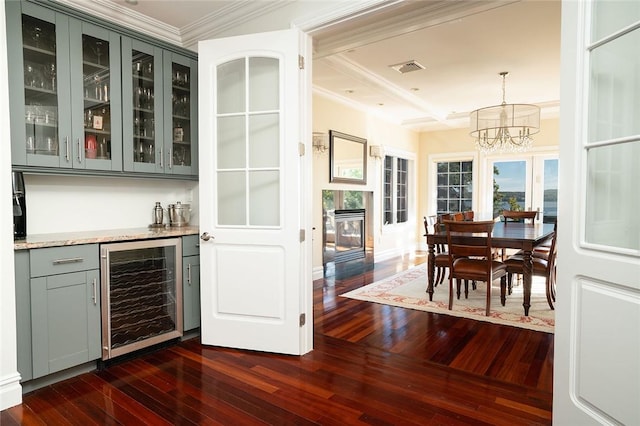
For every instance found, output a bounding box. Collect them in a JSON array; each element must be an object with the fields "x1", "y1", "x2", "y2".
[{"x1": 7, "y1": 0, "x2": 197, "y2": 179}]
